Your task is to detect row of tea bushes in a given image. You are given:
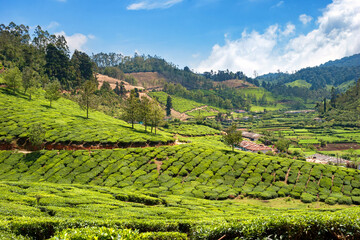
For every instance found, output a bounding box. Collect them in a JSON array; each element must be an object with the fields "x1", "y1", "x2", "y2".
[
  {"x1": 1, "y1": 144, "x2": 360, "y2": 204},
  {"x1": 1, "y1": 181, "x2": 359, "y2": 240}
]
